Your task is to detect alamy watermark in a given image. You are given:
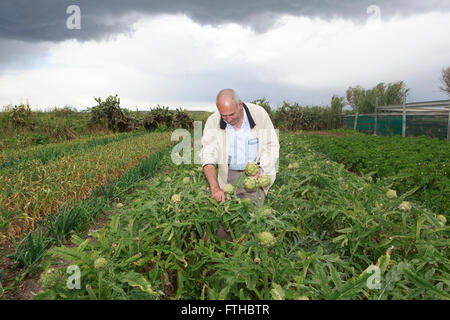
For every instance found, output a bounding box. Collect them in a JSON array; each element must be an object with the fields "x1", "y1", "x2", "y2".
[
  {"x1": 66, "y1": 5, "x2": 81, "y2": 30},
  {"x1": 367, "y1": 4, "x2": 382, "y2": 25},
  {"x1": 66, "y1": 265, "x2": 81, "y2": 289},
  {"x1": 170, "y1": 121, "x2": 280, "y2": 171},
  {"x1": 366, "y1": 265, "x2": 381, "y2": 290}
]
